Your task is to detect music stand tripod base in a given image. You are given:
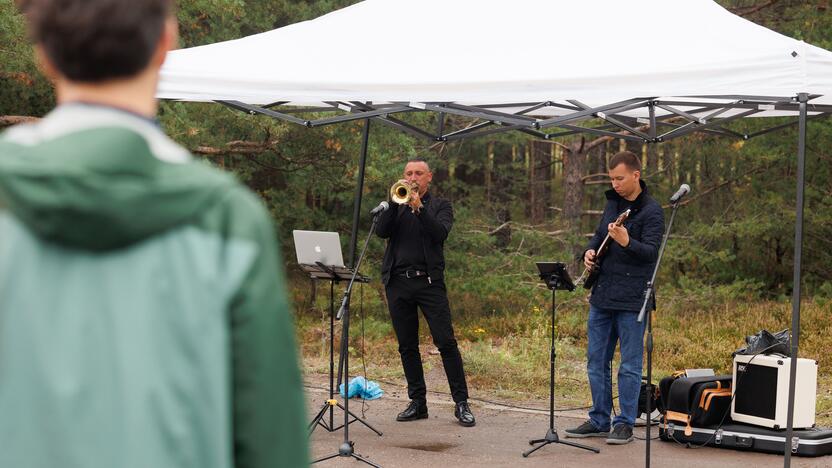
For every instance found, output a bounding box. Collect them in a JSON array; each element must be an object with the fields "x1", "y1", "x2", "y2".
[
  {"x1": 300, "y1": 263, "x2": 382, "y2": 439},
  {"x1": 308, "y1": 399, "x2": 383, "y2": 437},
  {"x1": 523, "y1": 262, "x2": 600, "y2": 457},
  {"x1": 524, "y1": 428, "x2": 600, "y2": 457},
  {"x1": 313, "y1": 441, "x2": 382, "y2": 468}
]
